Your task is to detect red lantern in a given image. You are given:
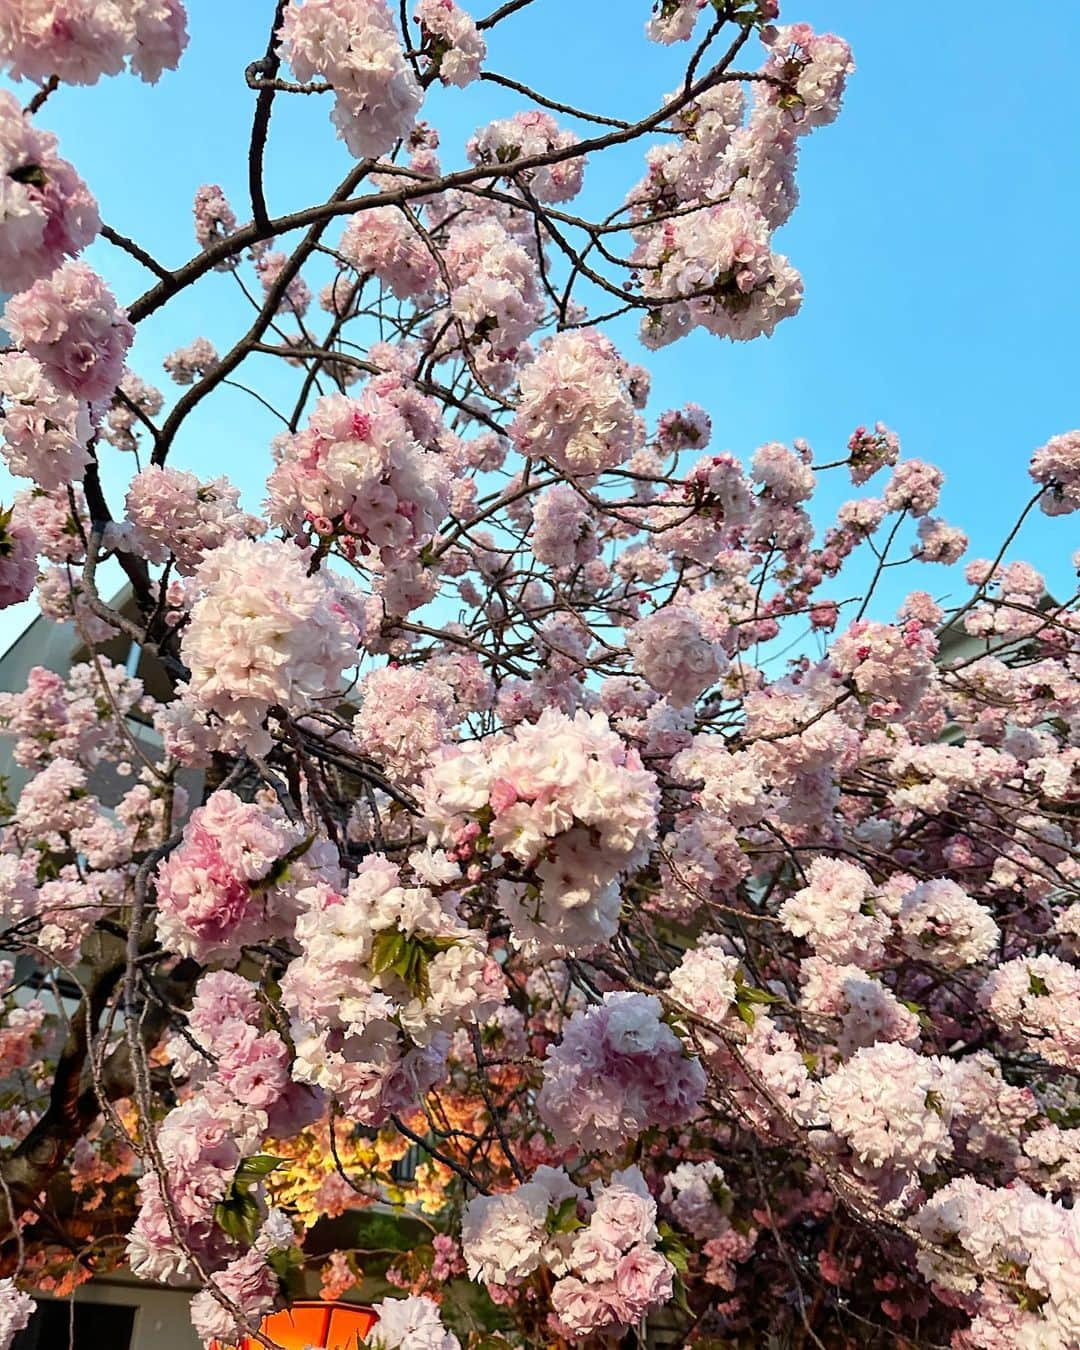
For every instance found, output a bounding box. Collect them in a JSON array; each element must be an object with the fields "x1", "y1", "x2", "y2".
[{"x1": 209, "y1": 1300, "x2": 378, "y2": 1350}]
